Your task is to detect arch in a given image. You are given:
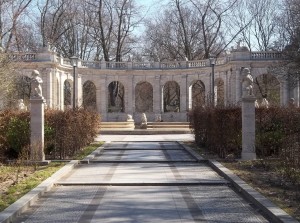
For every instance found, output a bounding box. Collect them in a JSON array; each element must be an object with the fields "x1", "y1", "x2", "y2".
[
  {"x1": 108, "y1": 81, "x2": 125, "y2": 112},
  {"x1": 163, "y1": 81, "x2": 180, "y2": 112},
  {"x1": 215, "y1": 78, "x2": 225, "y2": 106},
  {"x1": 64, "y1": 80, "x2": 72, "y2": 109},
  {"x1": 83, "y1": 81, "x2": 97, "y2": 111},
  {"x1": 189, "y1": 80, "x2": 205, "y2": 109},
  {"x1": 253, "y1": 73, "x2": 280, "y2": 106},
  {"x1": 135, "y1": 81, "x2": 153, "y2": 112}
]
